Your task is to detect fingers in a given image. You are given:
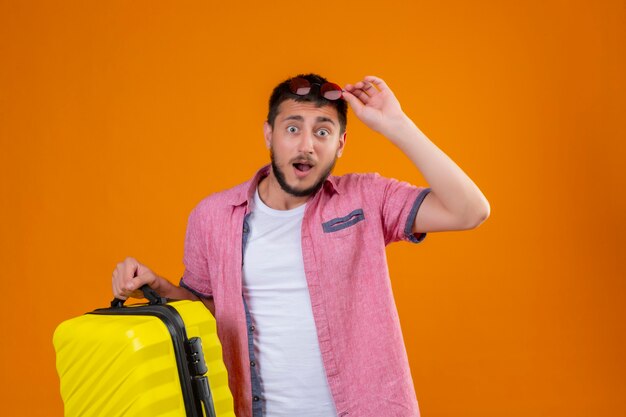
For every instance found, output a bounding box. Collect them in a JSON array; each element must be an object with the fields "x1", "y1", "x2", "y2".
[
  {"x1": 347, "y1": 81, "x2": 376, "y2": 100},
  {"x1": 363, "y1": 75, "x2": 389, "y2": 92},
  {"x1": 355, "y1": 80, "x2": 378, "y2": 95},
  {"x1": 112, "y1": 257, "x2": 153, "y2": 300},
  {"x1": 341, "y1": 89, "x2": 365, "y2": 114},
  {"x1": 344, "y1": 76, "x2": 386, "y2": 108}
]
